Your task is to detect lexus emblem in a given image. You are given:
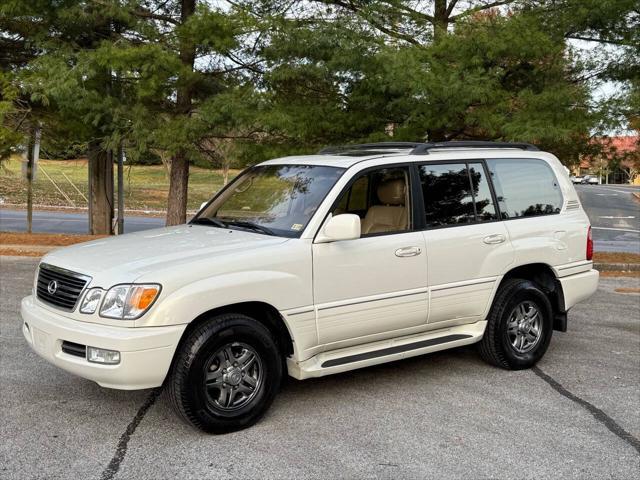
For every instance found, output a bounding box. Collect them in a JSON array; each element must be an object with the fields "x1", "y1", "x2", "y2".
[{"x1": 47, "y1": 280, "x2": 58, "y2": 295}]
